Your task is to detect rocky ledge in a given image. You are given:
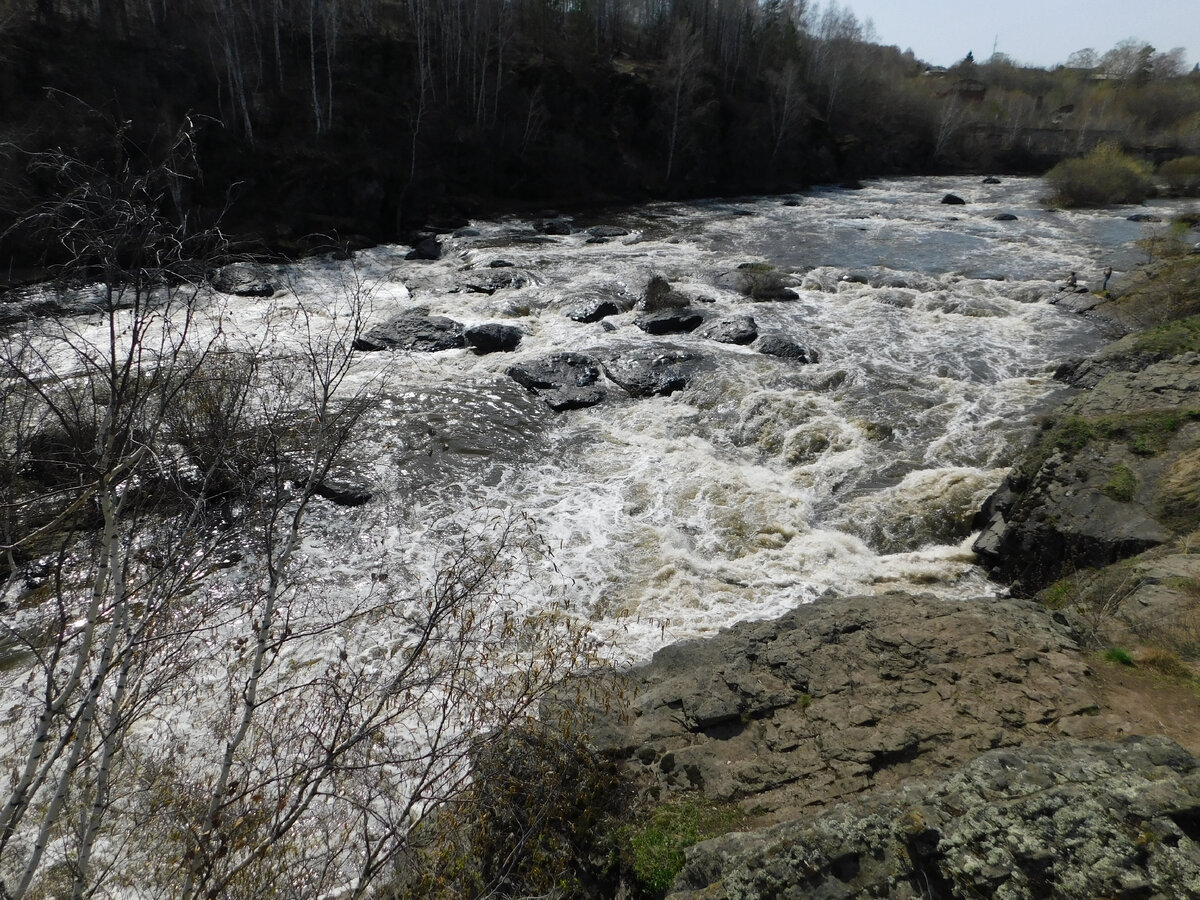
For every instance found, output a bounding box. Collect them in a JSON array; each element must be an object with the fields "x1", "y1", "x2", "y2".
[
  {"x1": 587, "y1": 591, "x2": 1200, "y2": 899},
  {"x1": 672, "y1": 735, "x2": 1200, "y2": 899},
  {"x1": 592, "y1": 593, "x2": 1109, "y2": 821}
]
